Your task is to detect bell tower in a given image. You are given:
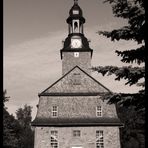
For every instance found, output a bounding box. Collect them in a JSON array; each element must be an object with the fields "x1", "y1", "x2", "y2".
[
  {"x1": 32, "y1": 1, "x2": 123, "y2": 148},
  {"x1": 68, "y1": 0, "x2": 84, "y2": 34},
  {"x1": 60, "y1": 0, "x2": 93, "y2": 75}
]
